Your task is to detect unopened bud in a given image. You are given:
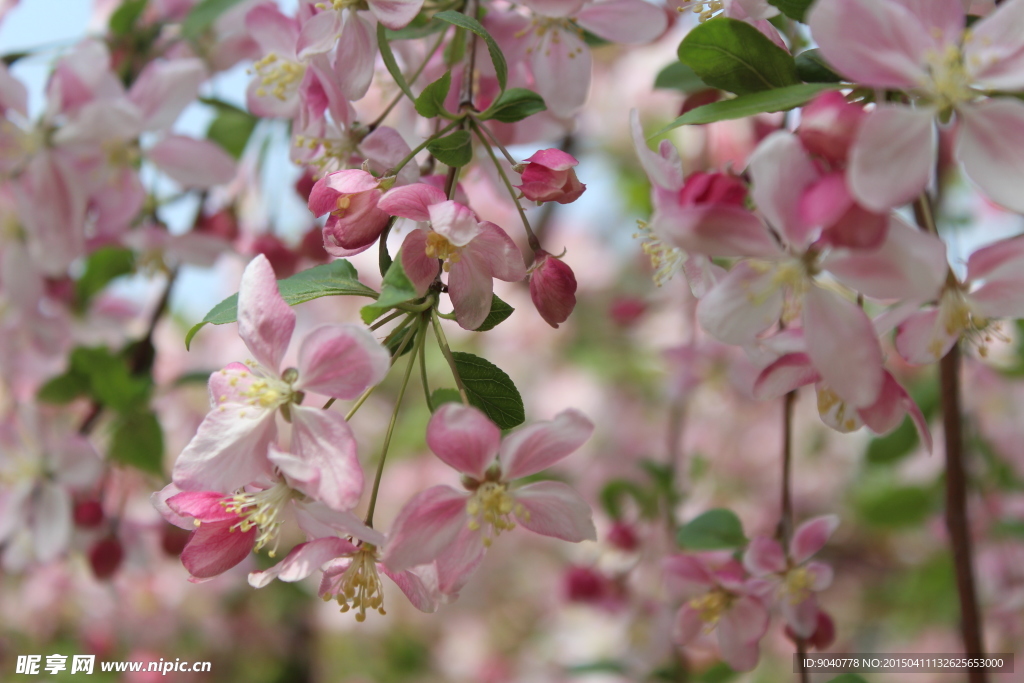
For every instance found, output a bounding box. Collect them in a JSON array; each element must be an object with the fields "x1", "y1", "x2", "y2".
[{"x1": 530, "y1": 251, "x2": 577, "y2": 328}]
